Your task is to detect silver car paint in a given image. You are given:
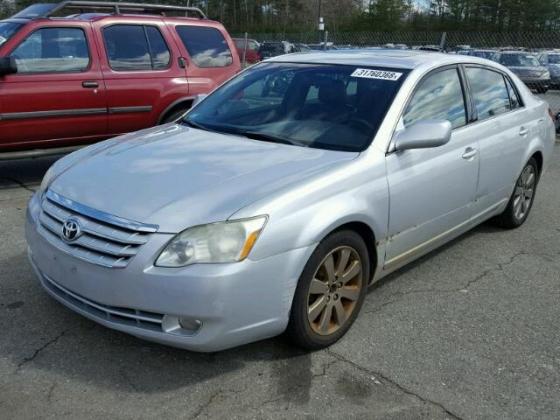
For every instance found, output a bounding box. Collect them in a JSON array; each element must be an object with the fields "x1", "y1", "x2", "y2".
[{"x1": 26, "y1": 51, "x2": 556, "y2": 351}]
